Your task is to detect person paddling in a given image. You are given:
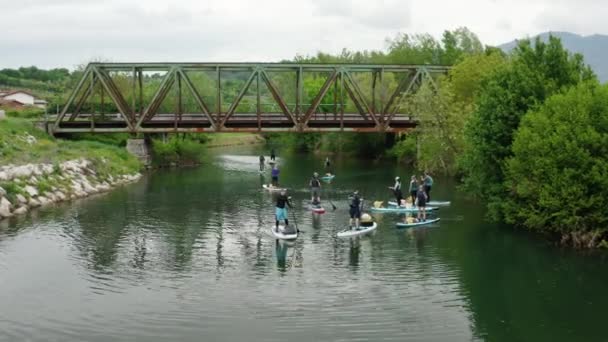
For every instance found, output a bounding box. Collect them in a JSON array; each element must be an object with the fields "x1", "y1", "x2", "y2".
[
  {"x1": 259, "y1": 155, "x2": 265, "y2": 172},
  {"x1": 275, "y1": 190, "x2": 294, "y2": 233},
  {"x1": 423, "y1": 172, "x2": 433, "y2": 202},
  {"x1": 324, "y1": 157, "x2": 331, "y2": 171},
  {"x1": 270, "y1": 148, "x2": 276, "y2": 161},
  {"x1": 348, "y1": 190, "x2": 362, "y2": 230},
  {"x1": 416, "y1": 185, "x2": 428, "y2": 221},
  {"x1": 271, "y1": 164, "x2": 280, "y2": 186},
  {"x1": 389, "y1": 176, "x2": 403, "y2": 207},
  {"x1": 409, "y1": 175, "x2": 418, "y2": 206},
  {"x1": 309, "y1": 172, "x2": 321, "y2": 205}
]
